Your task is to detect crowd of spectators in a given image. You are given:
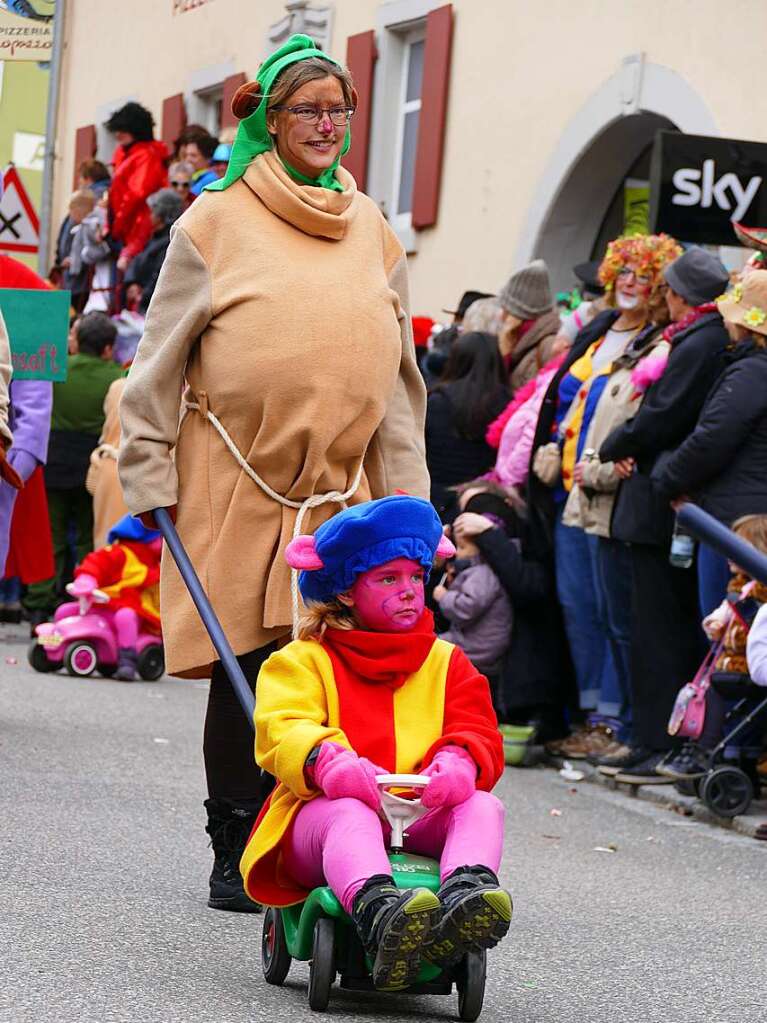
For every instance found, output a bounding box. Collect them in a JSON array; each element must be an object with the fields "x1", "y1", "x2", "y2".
[{"x1": 424, "y1": 232, "x2": 767, "y2": 791}]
